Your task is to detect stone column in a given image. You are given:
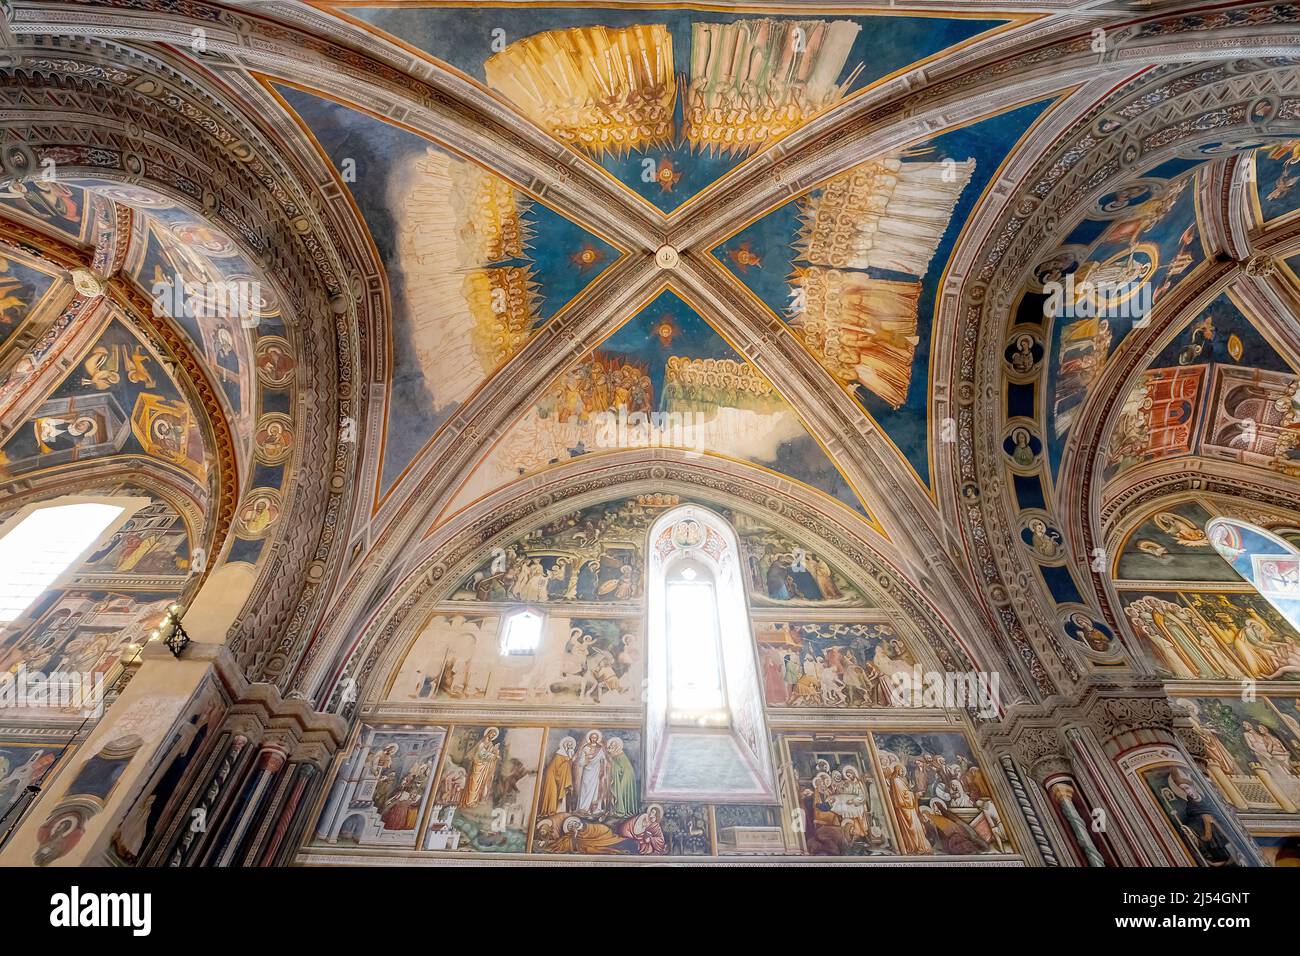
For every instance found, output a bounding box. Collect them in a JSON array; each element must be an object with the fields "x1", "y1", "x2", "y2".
[
  {"x1": 1092, "y1": 692, "x2": 1264, "y2": 866},
  {"x1": 157, "y1": 688, "x2": 345, "y2": 867},
  {"x1": 1043, "y1": 776, "x2": 1107, "y2": 867},
  {"x1": 209, "y1": 742, "x2": 289, "y2": 867},
  {"x1": 995, "y1": 754, "x2": 1062, "y2": 866},
  {"x1": 1015, "y1": 725, "x2": 1112, "y2": 867},
  {"x1": 163, "y1": 731, "x2": 253, "y2": 867}
]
